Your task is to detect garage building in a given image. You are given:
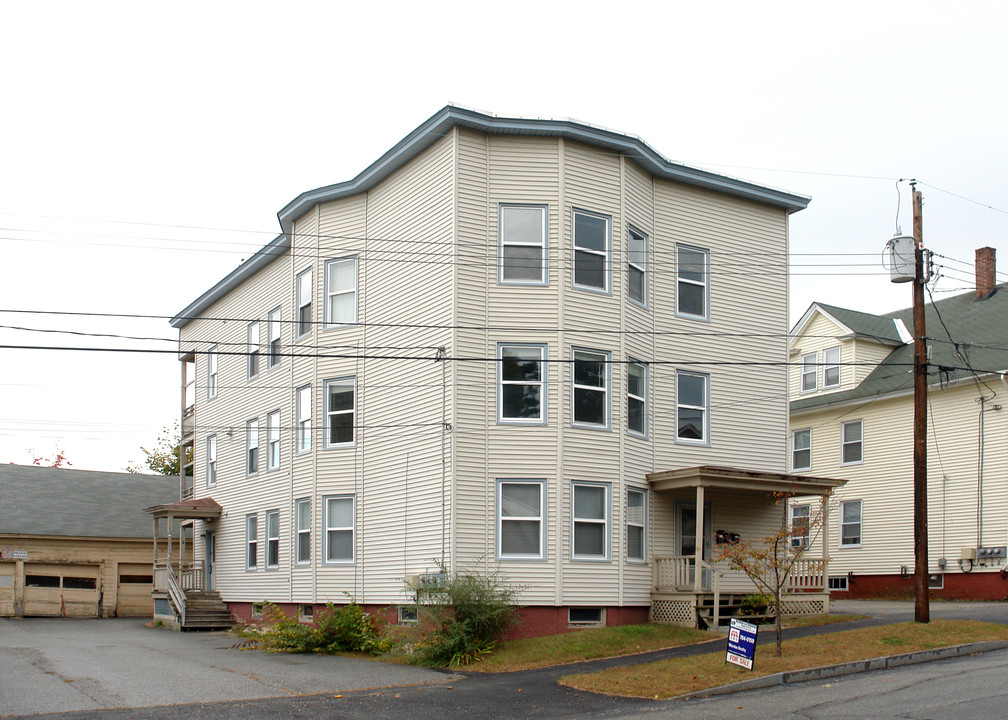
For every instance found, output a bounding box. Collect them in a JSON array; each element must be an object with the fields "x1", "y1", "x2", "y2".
[{"x1": 0, "y1": 464, "x2": 177, "y2": 618}]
